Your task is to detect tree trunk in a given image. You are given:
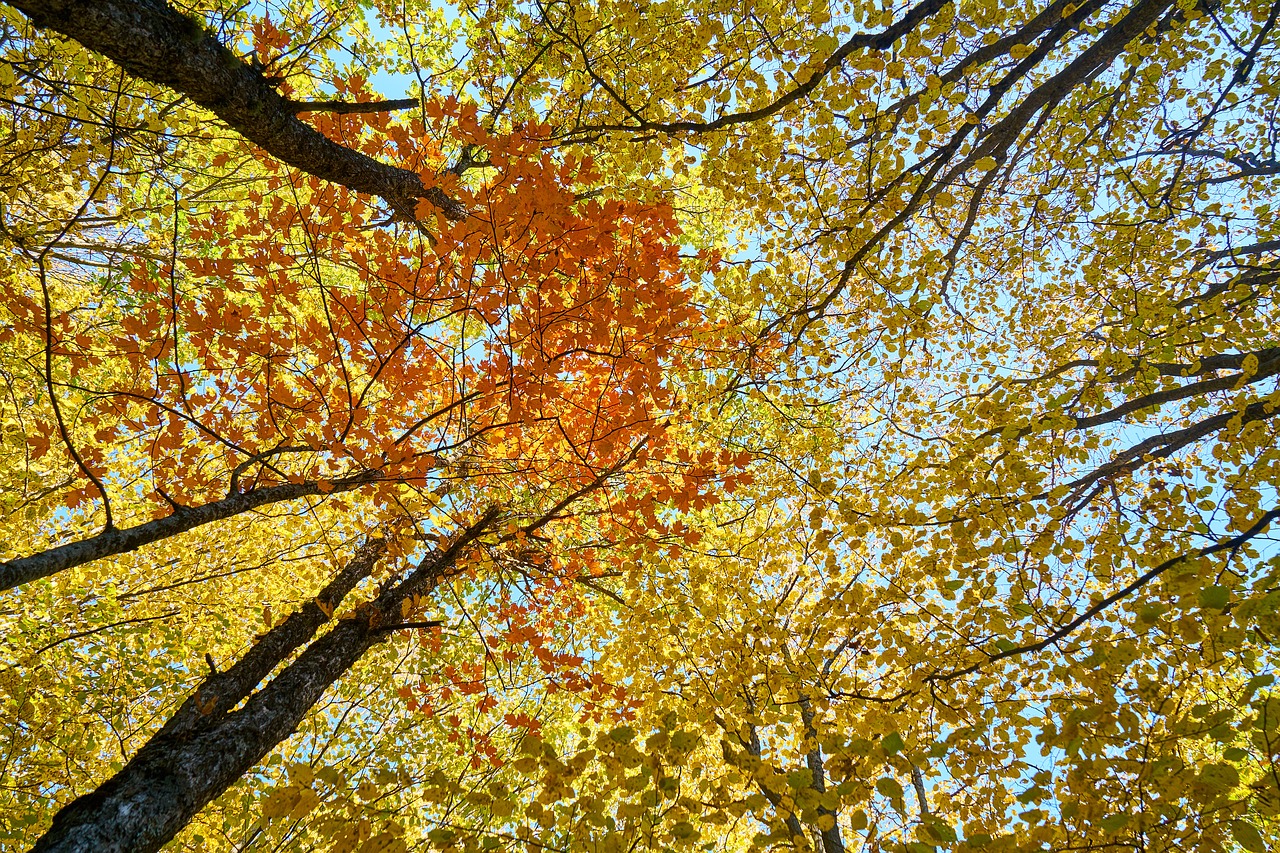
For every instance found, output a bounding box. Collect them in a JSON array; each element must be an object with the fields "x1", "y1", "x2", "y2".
[{"x1": 30, "y1": 508, "x2": 498, "y2": 853}]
